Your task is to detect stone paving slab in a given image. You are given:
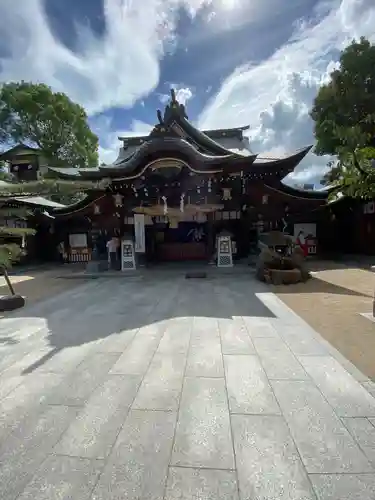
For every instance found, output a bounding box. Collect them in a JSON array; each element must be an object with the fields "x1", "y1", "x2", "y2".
[
  {"x1": 272, "y1": 379, "x2": 373, "y2": 473},
  {"x1": 16, "y1": 455, "x2": 104, "y2": 500},
  {"x1": 232, "y1": 414, "x2": 316, "y2": 500},
  {"x1": 132, "y1": 353, "x2": 186, "y2": 411},
  {"x1": 165, "y1": 467, "x2": 239, "y2": 500},
  {"x1": 92, "y1": 409, "x2": 176, "y2": 500},
  {"x1": 53, "y1": 375, "x2": 141, "y2": 459},
  {"x1": 309, "y1": 473, "x2": 375, "y2": 500},
  {"x1": 218, "y1": 317, "x2": 255, "y2": 355},
  {"x1": 171, "y1": 376, "x2": 235, "y2": 469},
  {"x1": 224, "y1": 354, "x2": 280, "y2": 415},
  {"x1": 0, "y1": 405, "x2": 79, "y2": 500},
  {"x1": 0, "y1": 275, "x2": 375, "y2": 500},
  {"x1": 300, "y1": 355, "x2": 375, "y2": 417},
  {"x1": 341, "y1": 417, "x2": 375, "y2": 466}
]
